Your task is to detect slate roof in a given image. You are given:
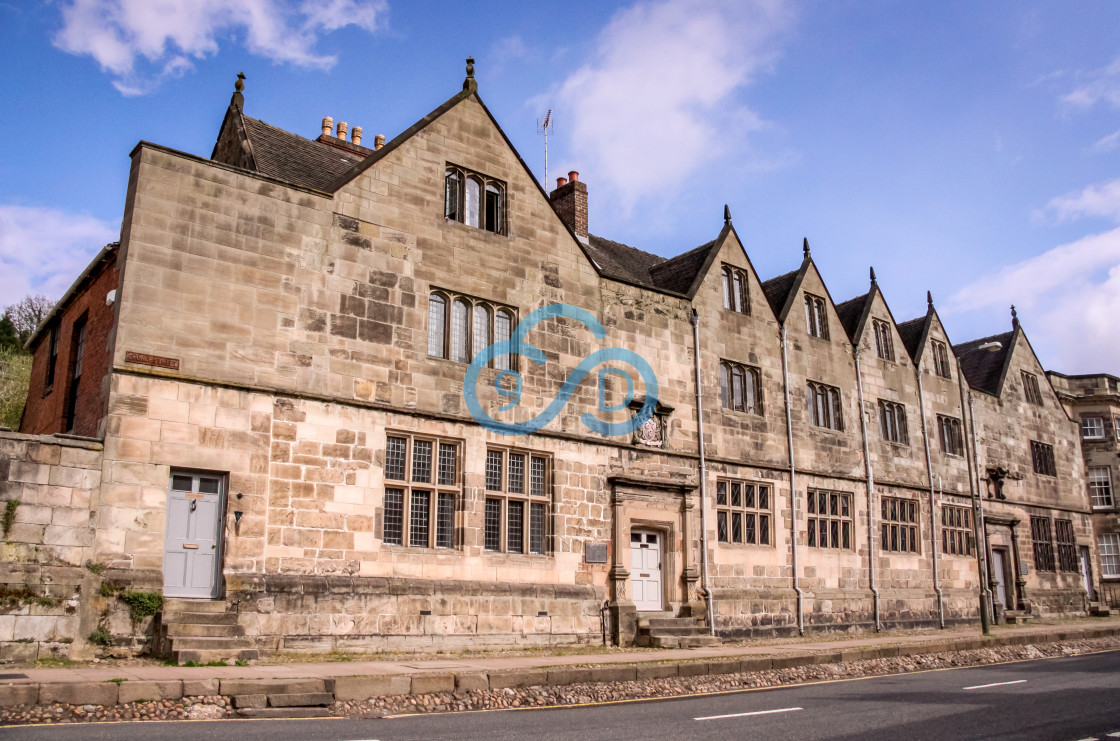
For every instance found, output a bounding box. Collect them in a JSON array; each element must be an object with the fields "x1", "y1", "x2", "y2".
[
  {"x1": 954, "y1": 330, "x2": 1014, "y2": 396},
  {"x1": 834, "y1": 293, "x2": 869, "y2": 343},
  {"x1": 585, "y1": 234, "x2": 718, "y2": 295},
  {"x1": 760, "y1": 269, "x2": 800, "y2": 319},
  {"x1": 240, "y1": 116, "x2": 365, "y2": 192},
  {"x1": 896, "y1": 316, "x2": 926, "y2": 361}
]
